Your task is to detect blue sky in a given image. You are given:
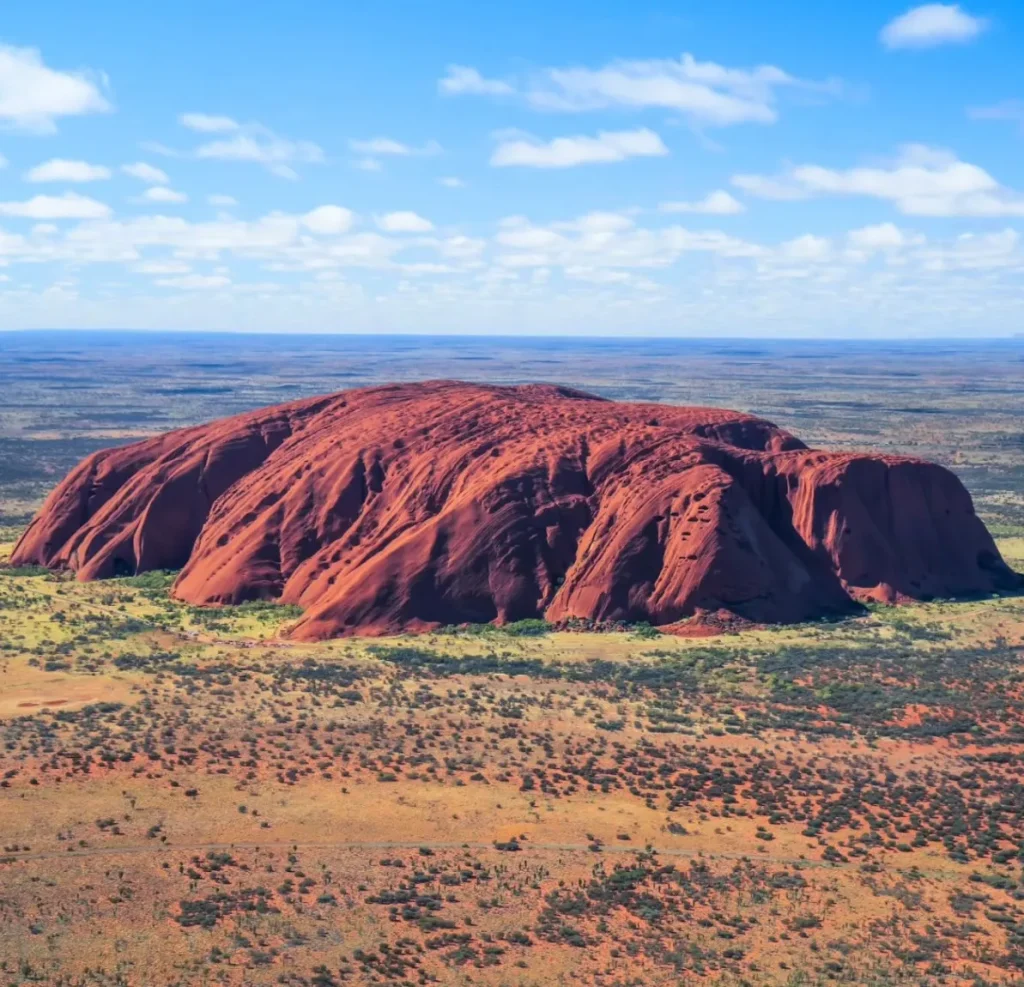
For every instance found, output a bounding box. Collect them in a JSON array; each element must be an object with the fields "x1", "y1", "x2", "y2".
[{"x1": 0, "y1": 0, "x2": 1022, "y2": 336}]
